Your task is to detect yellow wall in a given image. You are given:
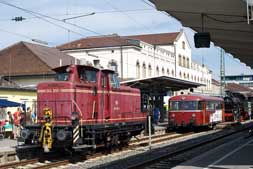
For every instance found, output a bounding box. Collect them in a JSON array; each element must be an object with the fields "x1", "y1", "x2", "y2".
[{"x1": 0, "y1": 89, "x2": 37, "y2": 119}]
